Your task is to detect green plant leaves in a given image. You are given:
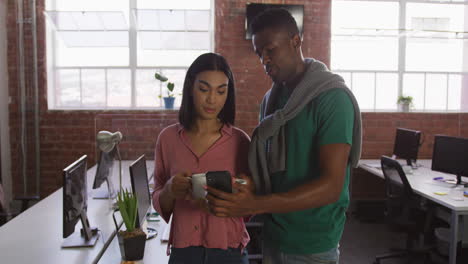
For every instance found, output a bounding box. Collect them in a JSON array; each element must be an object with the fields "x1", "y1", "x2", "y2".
[
  {"x1": 117, "y1": 188, "x2": 138, "y2": 232},
  {"x1": 167, "y1": 82, "x2": 174, "y2": 92},
  {"x1": 154, "y1": 73, "x2": 168, "y2": 82}
]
